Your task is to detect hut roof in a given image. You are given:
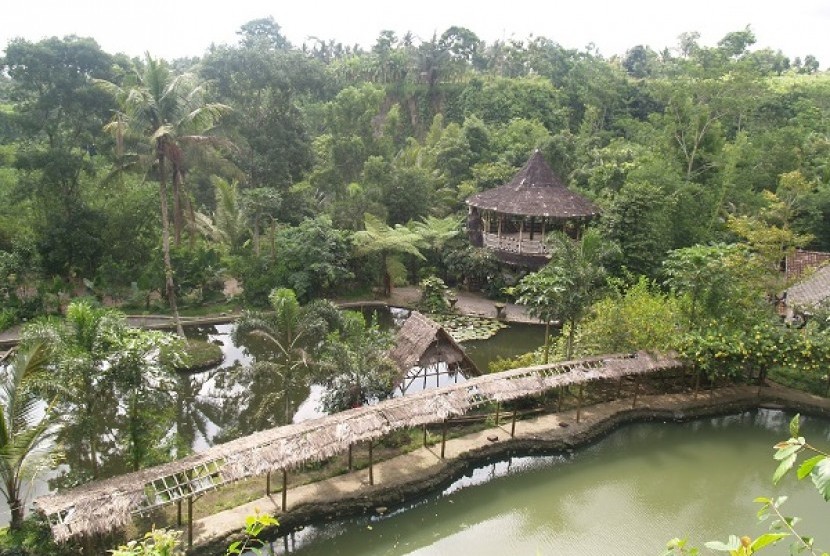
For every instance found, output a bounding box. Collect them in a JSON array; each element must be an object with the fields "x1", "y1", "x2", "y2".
[
  {"x1": 34, "y1": 351, "x2": 680, "y2": 542},
  {"x1": 388, "y1": 311, "x2": 481, "y2": 380},
  {"x1": 466, "y1": 150, "x2": 600, "y2": 218},
  {"x1": 786, "y1": 263, "x2": 830, "y2": 310}
]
